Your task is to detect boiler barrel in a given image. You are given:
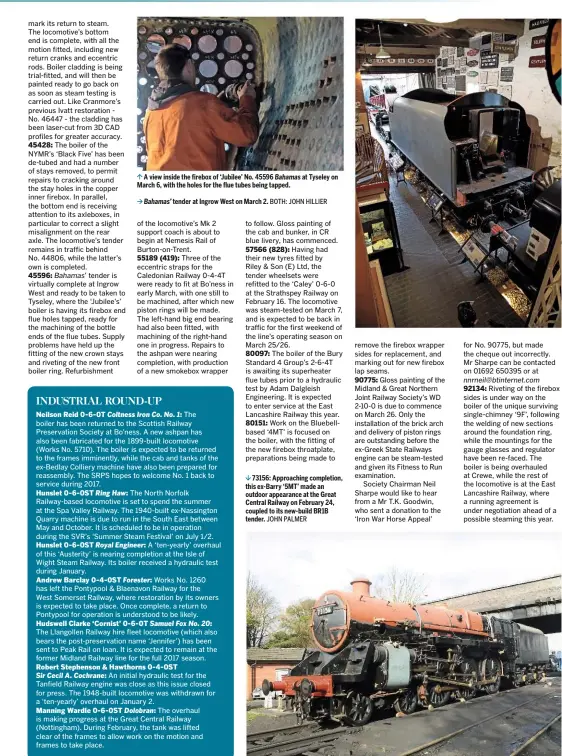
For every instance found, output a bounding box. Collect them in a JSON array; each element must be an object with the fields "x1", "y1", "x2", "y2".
[{"x1": 312, "y1": 579, "x2": 487, "y2": 653}]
